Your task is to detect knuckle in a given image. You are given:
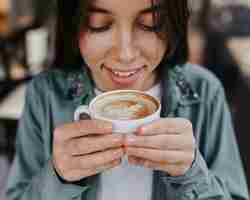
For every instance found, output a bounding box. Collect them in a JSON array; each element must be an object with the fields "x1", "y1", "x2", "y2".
[
  {"x1": 53, "y1": 126, "x2": 64, "y2": 143},
  {"x1": 183, "y1": 119, "x2": 193, "y2": 130},
  {"x1": 179, "y1": 164, "x2": 190, "y2": 175},
  {"x1": 183, "y1": 152, "x2": 195, "y2": 166},
  {"x1": 58, "y1": 155, "x2": 70, "y2": 170},
  {"x1": 191, "y1": 137, "x2": 196, "y2": 150},
  {"x1": 54, "y1": 161, "x2": 70, "y2": 179}
]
